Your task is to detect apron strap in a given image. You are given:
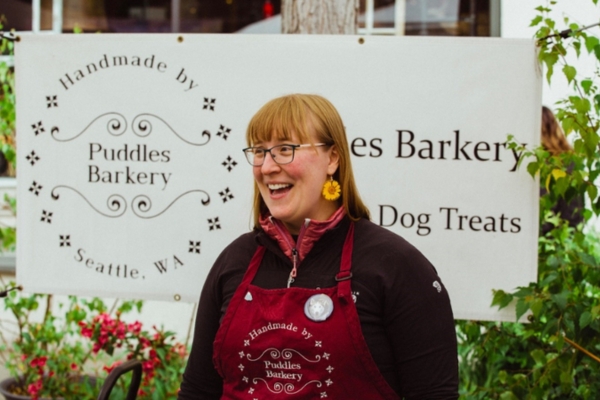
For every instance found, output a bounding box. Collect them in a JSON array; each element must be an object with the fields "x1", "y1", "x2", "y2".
[
  {"x1": 241, "y1": 245, "x2": 267, "y2": 286},
  {"x1": 335, "y1": 222, "x2": 354, "y2": 299}
]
